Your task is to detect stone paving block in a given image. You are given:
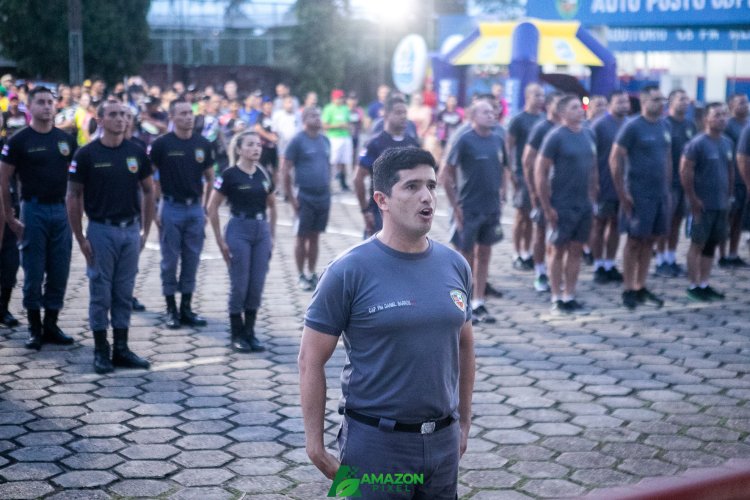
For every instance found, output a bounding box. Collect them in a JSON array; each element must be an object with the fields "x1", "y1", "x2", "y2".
[
  {"x1": 79, "y1": 410, "x2": 134, "y2": 424},
  {"x1": 46, "y1": 489, "x2": 111, "y2": 500},
  {"x1": 115, "y1": 460, "x2": 179, "y2": 478},
  {"x1": 557, "y1": 451, "x2": 617, "y2": 468},
  {"x1": 173, "y1": 450, "x2": 234, "y2": 468},
  {"x1": 541, "y1": 436, "x2": 597, "y2": 452},
  {"x1": 169, "y1": 487, "x2": 235, "y2": 500},
  {"x1": 571, "y1": 468, "x2": 637, "y2": 487},
  {"x1": 227, "y1": 457, "x2": 287, "y2": 475},
  {"x1": 461, "y1": 469, "x2": 521, "y2": 488},
  {"x1": 68, "y1": 438, "x2": 126, "y2": 453},
  {"x1": 618, "y1": 458, "x2": 679, "y2": 476},
  {"x1": 508, "y1": 460, "x2": 569, "y2": 478},
  {"x1": 227, "y1": 425, "x2": 282, "y2": 442},
  {"x1": 661, "y1": 450, "x2": 726, "y2": 467},
  {"x1": 0, "y1": 480, "x2": 55, "y2": 499},
  {"x1": 125, "y1": 428, "x2": 181, "y2": 444},
  {"x1": 0, "y1": 462, "x2": 62, "y2": 481},
  {"x1": 175, "y1": 434, "x2": 232, "y2": 450},
  {"x1": 62, "y1": 453, "x2": 124, "y2": 470},
  {"x1": 9, "y1": 445, "x2": 71, "y2": 462},
  {"x1": 120, "y1": 444, "x2": 181, "y2": 460},
  {"x1": 484, "y1": 429, "x2": 538, "y2": 445},
  {"x1": 16, "y1": 431, "x2": 75, "y2": 447},
  {"x1": 520, "y1": 478, "x2": 587, "y2": 498},
  {"x1": 52, "y1": 470, "x2": 117, "y2": 488},
  {"x1": 528, "y1": 422, "x2": 582, "y2": 436},
  {"x1": 171, "y1": 468, "x2": 234, "y2": 487},
  {"x1": 109, "y1": 479, "x2": 174, "y2": 497}
]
